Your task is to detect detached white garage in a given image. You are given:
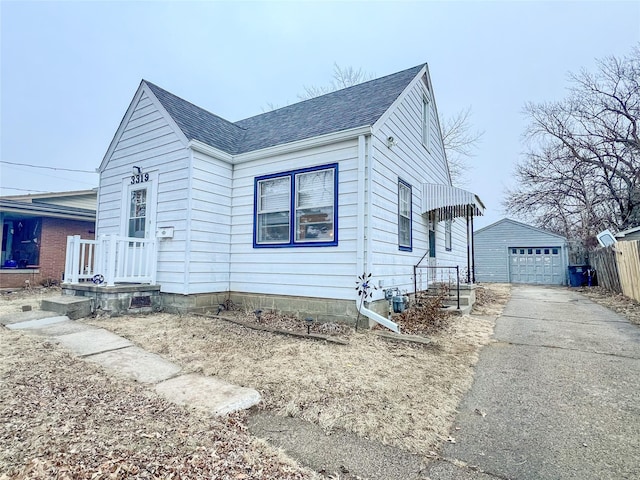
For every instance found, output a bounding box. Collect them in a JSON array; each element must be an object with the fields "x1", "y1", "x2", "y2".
[{"x1": 474, "y1": 218, "x2": 569, "y2": 285}]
